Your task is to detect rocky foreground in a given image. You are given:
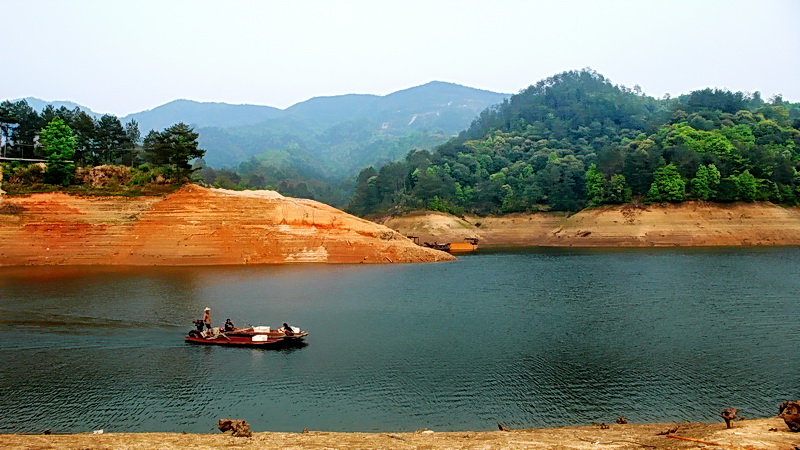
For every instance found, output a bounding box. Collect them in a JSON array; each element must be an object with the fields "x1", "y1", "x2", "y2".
[
  {"x1": 380, "y1": 202, "x2": 800, "y2": 247},
  {"x1": 0, "y1": 184, "x2": 454, "y2": 265},
  {"x1": 1, "y1": 418, "x2": 797, "y2": 449}
]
